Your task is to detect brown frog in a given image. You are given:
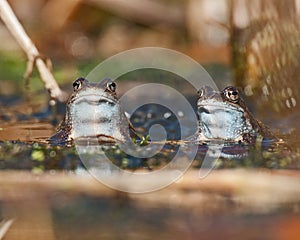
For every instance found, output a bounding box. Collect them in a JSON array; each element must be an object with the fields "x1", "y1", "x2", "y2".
[
  {"x1": 197, "y1": 85, "x2": 275, "y2": 144},
  {"x1": 48, "y1": 77, "x2": 136, "y2": 146}
]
